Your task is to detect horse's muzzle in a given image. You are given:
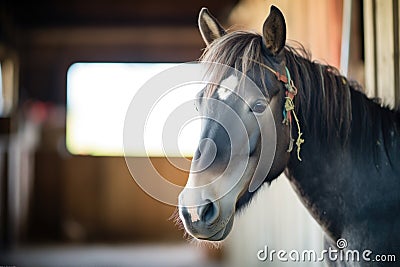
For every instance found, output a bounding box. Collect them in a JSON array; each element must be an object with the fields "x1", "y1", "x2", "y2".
[{"x1": 178, "y1": 190, "x2": 234, "y2": 241}]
